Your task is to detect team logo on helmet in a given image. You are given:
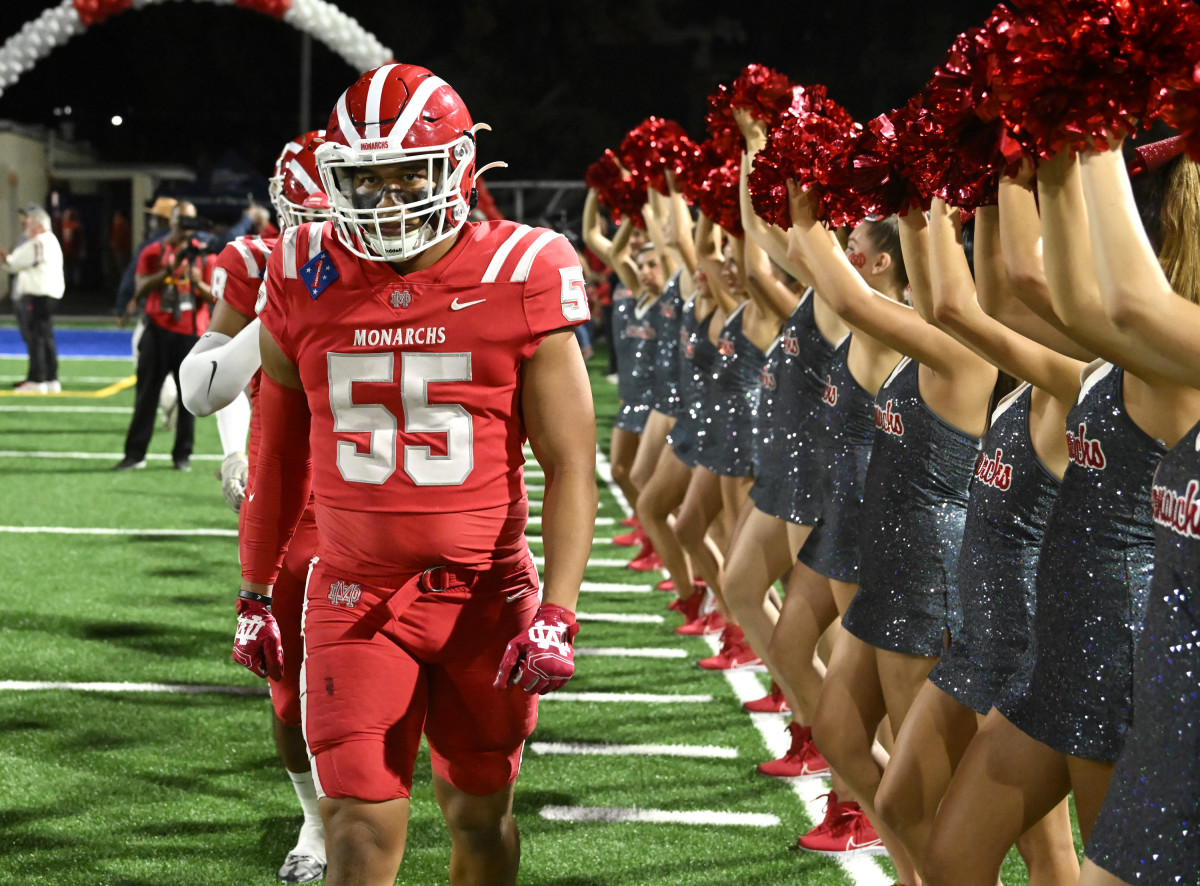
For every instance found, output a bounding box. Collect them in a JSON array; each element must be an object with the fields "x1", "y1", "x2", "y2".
[{"x1": 390, "y1": 290, "x2": 412, "y2": 308}]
